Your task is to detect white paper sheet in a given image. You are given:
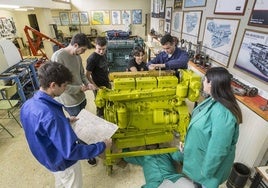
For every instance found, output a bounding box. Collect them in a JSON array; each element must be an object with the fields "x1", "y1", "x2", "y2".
[{"x1": 72, "y1": 109, "x2": 118, "y2": 144}]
